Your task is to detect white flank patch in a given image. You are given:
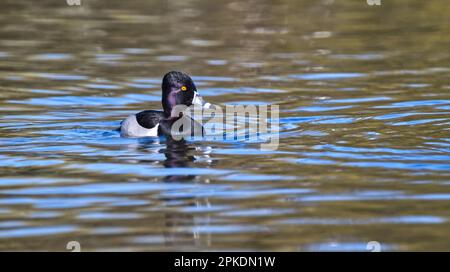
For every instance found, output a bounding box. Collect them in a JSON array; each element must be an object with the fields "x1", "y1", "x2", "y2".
[{"x1": 120, "y1": 115, "x2": 159, "y2": 137}]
